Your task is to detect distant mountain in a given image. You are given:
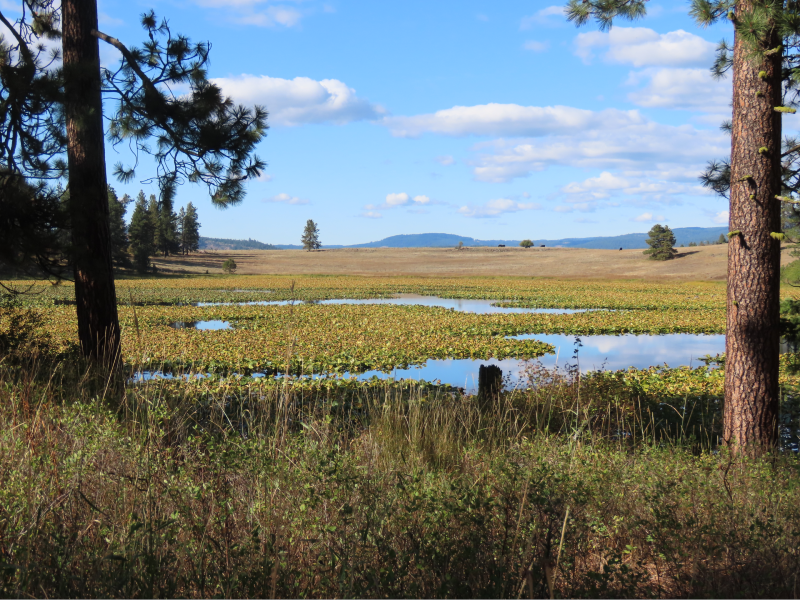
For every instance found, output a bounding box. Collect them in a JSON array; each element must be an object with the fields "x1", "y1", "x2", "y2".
[
  {"x1": 199, "y1": 237, "x2": 279, "y2": 250},
  {"x1": 202, "y1": 227, "x2": 730, "y2": 251},
  {"x1": 346, "y1": 228, "x2": 730, "y2": 250}
]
